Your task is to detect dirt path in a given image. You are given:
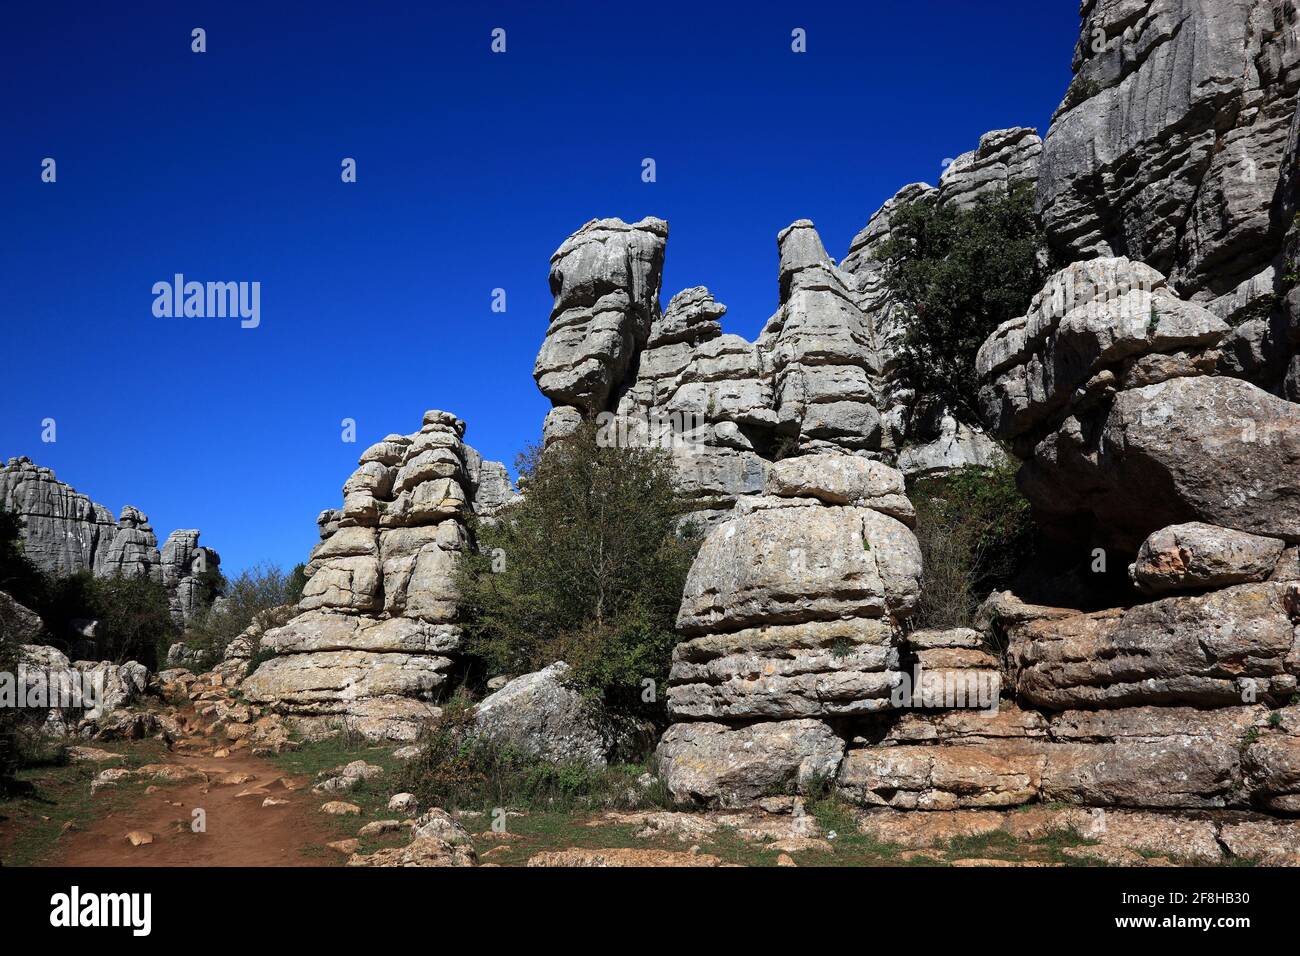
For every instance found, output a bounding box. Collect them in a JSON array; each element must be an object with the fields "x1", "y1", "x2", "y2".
[{"x1": 46, "y1": 712, "x2": 339, "y2": 867}]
